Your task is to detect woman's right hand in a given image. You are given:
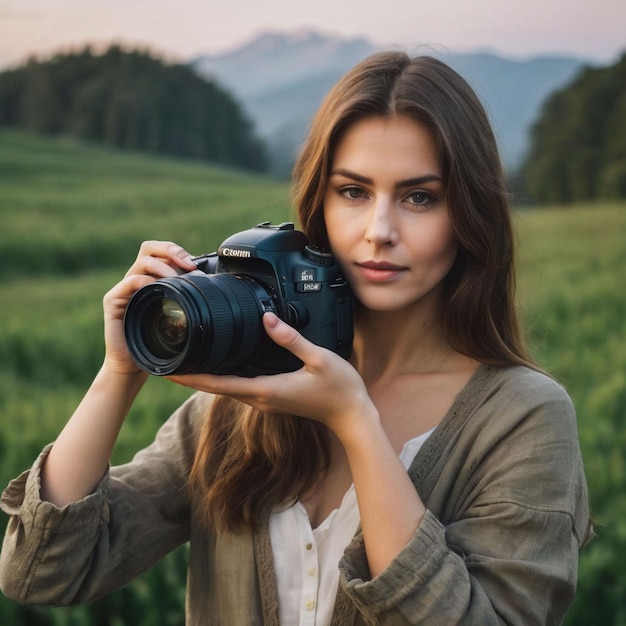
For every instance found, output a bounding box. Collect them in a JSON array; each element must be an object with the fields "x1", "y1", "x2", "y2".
[
  {"x1": 39, "y1": 241, "x2": 196, "y2": 507},
  {"x1": 102, "y1": 241, "x2": 197, "y2": 375}
]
